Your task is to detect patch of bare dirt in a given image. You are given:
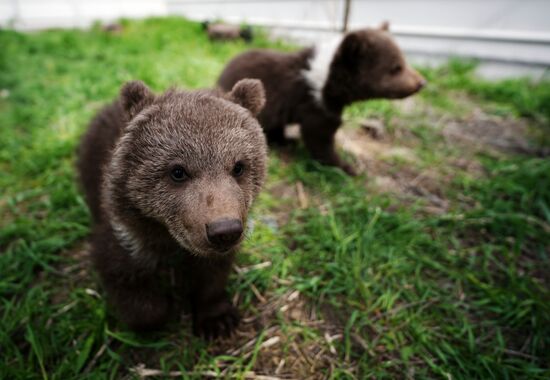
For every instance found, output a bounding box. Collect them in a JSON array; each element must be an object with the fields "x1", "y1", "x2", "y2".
[
  {"x1": 333, "y1": 93, "x2": 545, "y2": 214},
  {"x1": 263, "y1": 121, "x2": 455, "y2": 215},
  {"x1": 266, "y1": 180, "x2": 308, "y2": 226},
  {"x1": 336, "y1": 127, "x2": 417, "y2": 167},
  {"x1": 398, "y1": 94, "x2": 545, "y2": 156},
  {"x1": 336, "y1": 127, "x2": 452, "y2": 214},
  {"x1": 442, "y1": 109, "x2": 535, "y2": 155}
]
